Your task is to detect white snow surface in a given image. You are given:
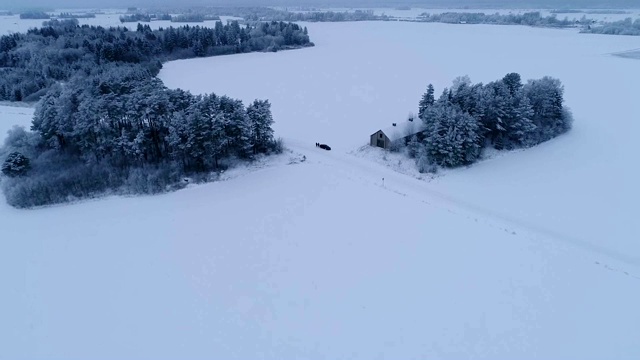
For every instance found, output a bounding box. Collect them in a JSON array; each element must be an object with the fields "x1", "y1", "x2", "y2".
[
  {"x1": 2, "y1": 19, "x2": 640, "y2": 359},
  {"x1": 161, "y1": 21, "x2": 640, "y2": 262}
]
